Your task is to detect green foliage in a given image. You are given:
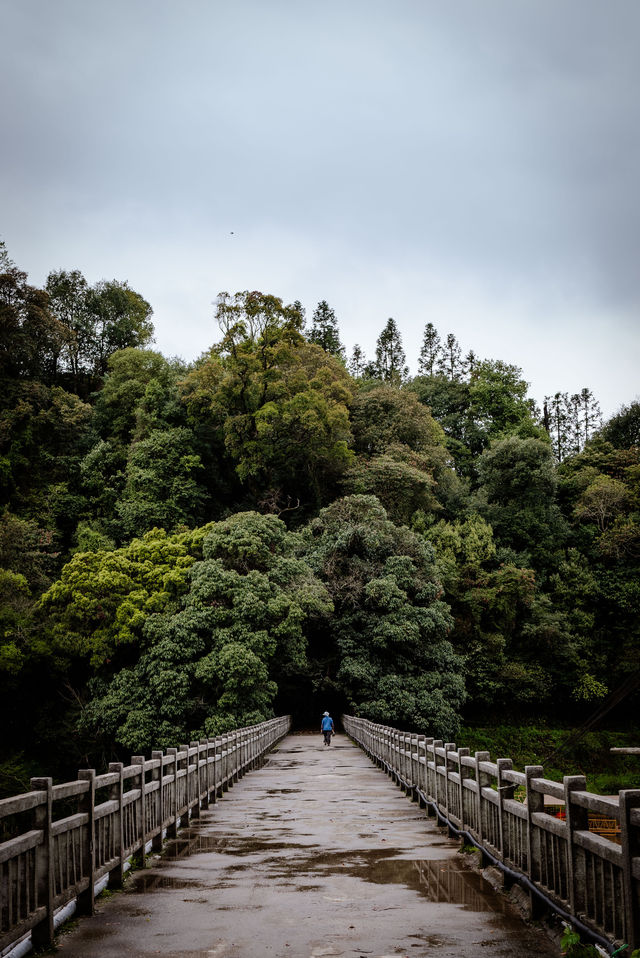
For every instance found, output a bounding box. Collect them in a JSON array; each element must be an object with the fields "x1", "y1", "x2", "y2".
[
  {"x1": 40, "y1": 527, "x2": 202, "y2": 666},
  {"x1": 1, "y1": 242, "x2": 639, "y2": 787},
  {"x1": 302, "y1": 495, "x2": 464, "y2": 738},
  {"x1": 559, "y1": 925, "x2": 600, "y2": 957},
  {"x1": 459, "y1": 724, "x2": 640, "y2": 793},
  {"x1": 371, "y1": 318, "x2": 408, "y2": 383},
  {"x1": 345, "y1": 386, "x2": 455, "y2": 522},
  {"x1": 182, "y1": 291, "x2": 354, "y2": 511},
  {"x1": 1, "y1": 252, "x2": 67, "y2": 383},
  {"x1": 0, "y1": 381, "x2": 92, "y2": 530},
  {"x1": 600, "y1": 400, "x2": 640, "y2": 449},
  {"x1": 91, "y1": 348, "x2": 182, "y2": 444},
  {"x1": 343, "y1": 447, "x2": 439, "y2": 523},
  {"x1": 46, "y1": 271, "x2": 154, "y2": 386},
  {"x1": 76, "y1": 512, "x2": 332, "y2": 750},
  {"x1": 115, "y1": 427, "x2": 206, "y2": 536},
  {"x1": 307, "y1": 301, "x2": 345, "y2": 359},
  {"x1": 475, "y1": 435, "x2": 565, "y2": 568},
  {"x1": 410, "y1": 358, "x2": 544, "y2": 479},
  {"x1": 350, "y1": 385, "x2": 445, "y2": 455}
]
